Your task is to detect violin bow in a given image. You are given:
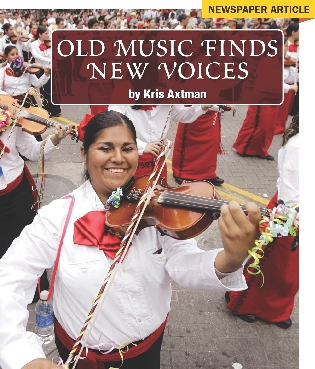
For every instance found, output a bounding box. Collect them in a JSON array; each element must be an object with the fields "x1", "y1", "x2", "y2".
[{"x1": 65, "y1": 142, "x2": 173, "y2": 368}]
